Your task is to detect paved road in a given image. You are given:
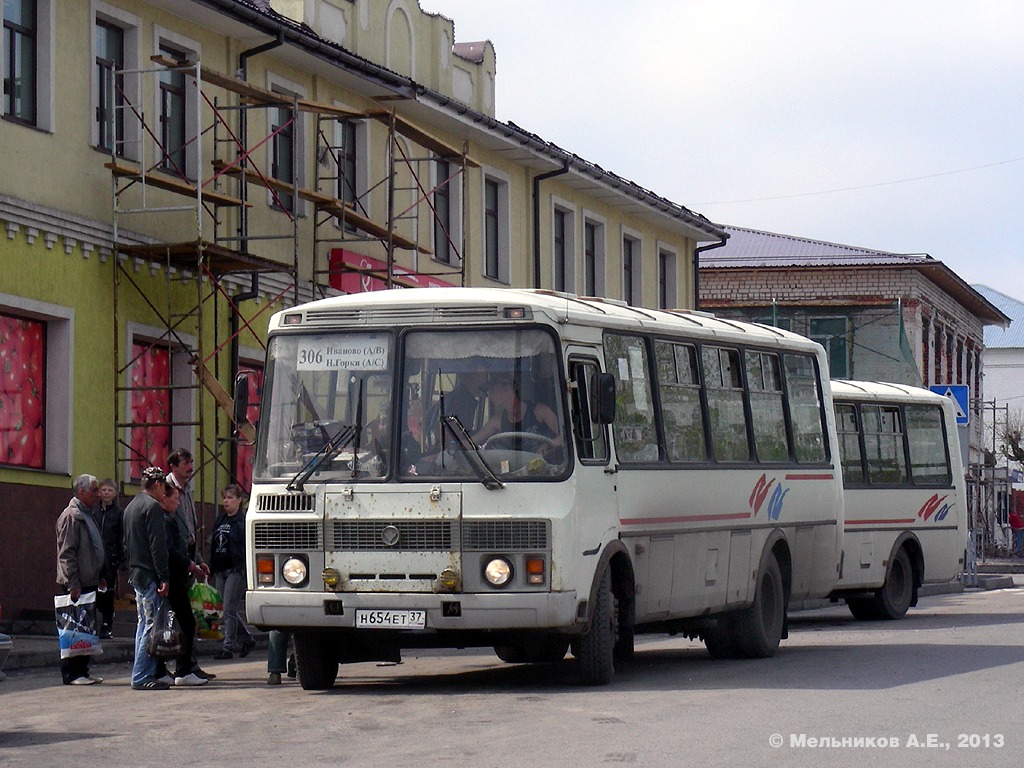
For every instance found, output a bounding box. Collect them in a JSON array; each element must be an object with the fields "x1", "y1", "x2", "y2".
[{"x1": 2, "y1": 588, "x2": 1023, "y2": 768}]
